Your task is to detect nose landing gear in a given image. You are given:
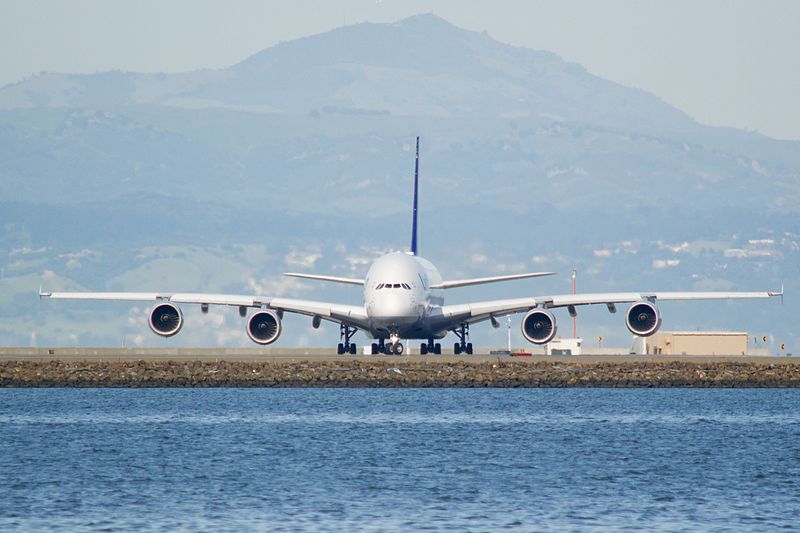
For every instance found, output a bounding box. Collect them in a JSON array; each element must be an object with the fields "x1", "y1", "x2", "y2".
[
  {"x1": 452, "y1": 323, "x2": 474, "y2": 355},
  {"x1": 387, "y1": 333, "x2": 404, "y2": 355}
]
